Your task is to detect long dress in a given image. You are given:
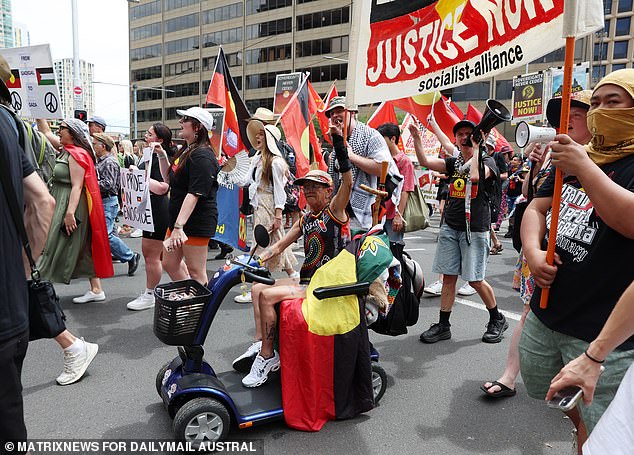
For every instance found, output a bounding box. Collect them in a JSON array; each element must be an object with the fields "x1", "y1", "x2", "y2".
[{"x1": 38, "y1": 151, "x2": 95, "y2": 284}]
